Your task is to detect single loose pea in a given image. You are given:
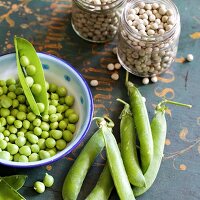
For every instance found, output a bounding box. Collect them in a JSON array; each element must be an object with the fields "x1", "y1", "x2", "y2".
[
  {"x1": 17, "y1": 111, "x2": 26, "y2": 120},
  {"x1": 0, "y1": 151, "x2": 10, "y2": 160},
  {"x1": 6, "y1": 78, "x2": 16, "y2": 86},
  {"x1": 41, "y1": 131, "x2": 49, "y2": 139},
  {"x1": 67, "y1": 124, "x2": 76, "y2": 133},
  {"x1": 0, "y1": 126, "x2": 5, "y2": 133},
  {"x1": 37, "y1": 103, "x2": 45, "y2": 113},
  {"x1": 31, "y1": 84, "x2": 42, "y2": 95},
  {"x1": 50, "y1": 122, "x2": 58, "y2": 130},
  {"x1": 0, "y1": 139, "x2": 7, "y2": 149},
  {"x1": 59, "y1": 97, "x2": 65, "y2": 105},
  {"x1": 33, "y1": 118, "x2": 41, "y2": 127},
  {"x1": 14, "y1": 153, "x2": 21, "y2": 161},
  {"x1": 17, "y1": 95, "x2": 26, "y2": 103},
  {"x1": 0, "y1": 87, "x2": 3, "y2": 95},
  {"x1": 42, "y1": 114, "x2": 49, "y2": 122},
  {"x1": 90, "y1": 80, "x2": 99, "y2": 87},
  {"x1": 26, "y1": 64, "x2": 36, "y2": 76},
  {"x1": 9, "y1": 126, "x2": 18, "y2": 134},
  {"x1": 57, "y1": 113, "x2": 64, "y2": 121},
  {"x1": 12, "y1": 99, "x2": 19, "y2": 108},
  {"x1": 43, "y1": 173, "x2": 54, "y2": 187},
  {"x1": 20, "y1": 127, "x2": 28, "y2": 133},
  {"x1": 57, "y1": 105, "x2": 66, "y2": 113},
  {"x1": 15, "y1": 87, "x2": 24, "y2": 95},
  {"x1": 0, "y1": 80, "x2": 6, "y2": 86},
  {"x1": 40, "y1": 122, "x2": 50, "y2": 131},
  {"x1": 23, "y1": 120, "x2": 31, "y2": 129},
  {"x1": 18, "y1": 104, "x2": 27, "y2": 112},
  {"x1": 3, "y1": 130, "x2": 10, "y2": 137},
  {"x1": 14, "y1": 120, "x2": 23, "y2": 129},
  {"x1": 31, "y1": 144, "x2": 40, "y2": 153},
  {"x1": 65, "y1": 96, "x2": 74, "y2": 106},
  {"x1": 20, "y1": 56, "x2": 30, "y2": 67},
  {"x1": 19, "y1": 146, "x2": 31, "y2": 156},
  {"x1": 38, "y1": 138, "x2": 46, "y2": 150},
  {"x1": 63, "y1": 130, "x2": 73, "y2": 142},
  {"x1": 27, "y1": 133, "x2": 39, "y2": 144},
  {"x1": 8, "y1": 84, "x2": 16, "y2": 92},
  {"x1": 49, "y1": 83, "x2": 57, "y2": 93},
  {"x1": 39, "y1": 150, "x2": 50, "y2": 160},
  {"x1": 56, "y1": 139, "x2": 67, "y2": 151},
  {"x1": 7, "y1": 91, "x2": 16, "y2": 99},
  {"x1": 65, "y1": 109, "x2": 75, "y2": 118},
  {"x1": 18, "y1": 155, "x2": 28, "y2": 162},
  {"x1": 0, "y1": 117, "x2": 6, "y2": 126},
  {"x1": 25, "y1": 76, "x2": 34, "y2": 87},
  {"x1": 34, "y1": 181, "x2": 45, "y2": 193},
  {"x1": 0, "y1": 96, "x2": 12, "y2": 108},
  {"x1": 29, "y1": 153, "x2": 40, "y2": 162},
  {"x1": 68, "y1": 113, "x2": 79, "y2": 123},
  {"x1": 34, "y1": 127, "x2": 42, "y2": 136},
  {"x1": 59, "y1": 120, "x2": 68, "y2": 130},
  {"x1": 50, "y1": 100, "x2": 59, "y2": 107},
  {"x1": 47, "y1": 148, "x2": 57, "y2": 157},
  {"x1": 48, "y1": 105, "x2": 57, "y2": 115},
  {"x1": 50, "y1": 114, "x2": 58, "y2": 122},
  {"x1": 15, "y1": 136, "x2": 26, "y2": 147},
  {"x1": 51, "y1": 93, "x2": 59, "y2": 100},
  {"x1": 17, "y1": 131, "x2": 25, "y2": 137},
  {"x1": 45, "y1": 138, "x2": 56, "y2": 149},
  {"x1": 11, "y1": 109, "x2": 18, "y2": 117},
  {"x1": 4, "y1": 137, "x2": 9, "y2": 142},
  {"x1": 50, "y1": 130, "x2": 62, "y2": 140},
  {"x1": 7, "y1": 116, "x2": 15, "y2": 125},
  {"x1": 7, "y1": 143, "x2": 19, "y2": 155},
  {"x1": 27, "y1": 112, "x2": 36, "y2": 121},
  {"x1": 57, "y1": 86, "x2": 67, "y2": 97}
]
